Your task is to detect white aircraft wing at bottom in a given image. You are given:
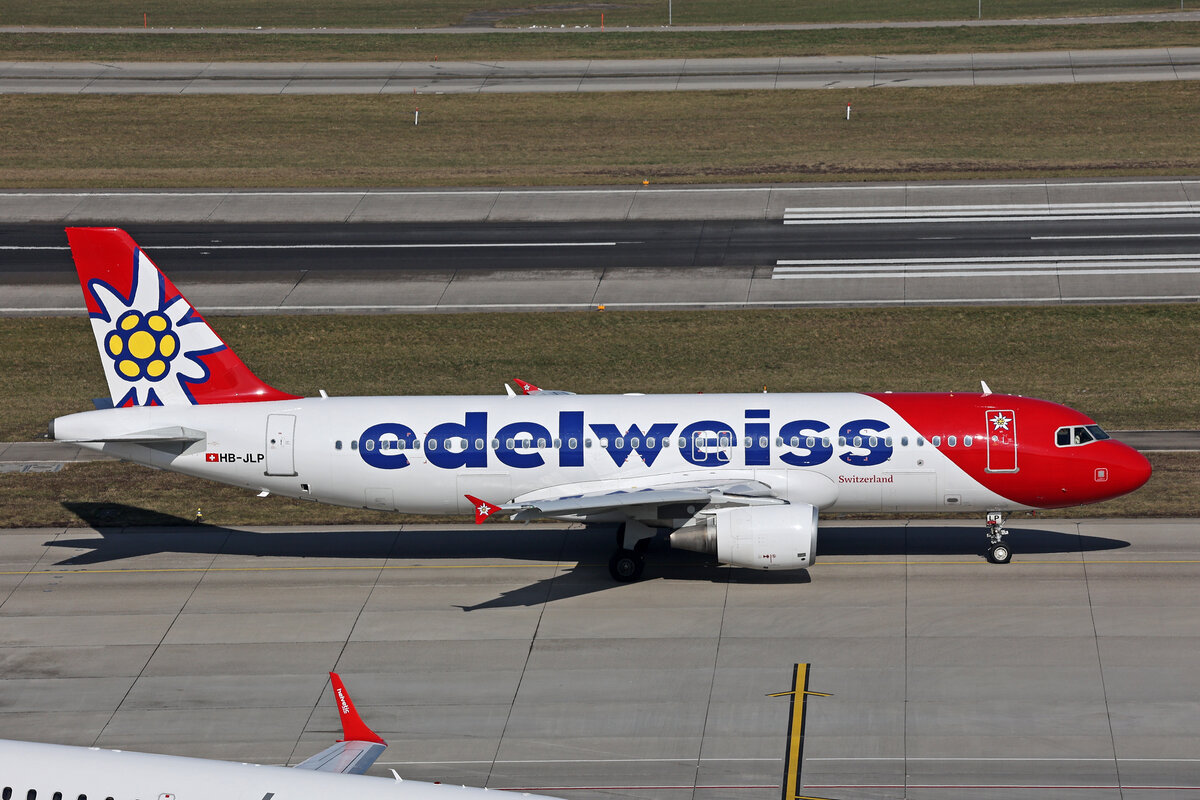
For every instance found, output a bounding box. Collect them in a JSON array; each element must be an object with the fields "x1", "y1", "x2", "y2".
[
  {"x1": 293, "y1": 671, "x2": 389, "y2": 775},
  {"x1": 295, "y1": 740, "x2": 387, "y2": 775}
]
